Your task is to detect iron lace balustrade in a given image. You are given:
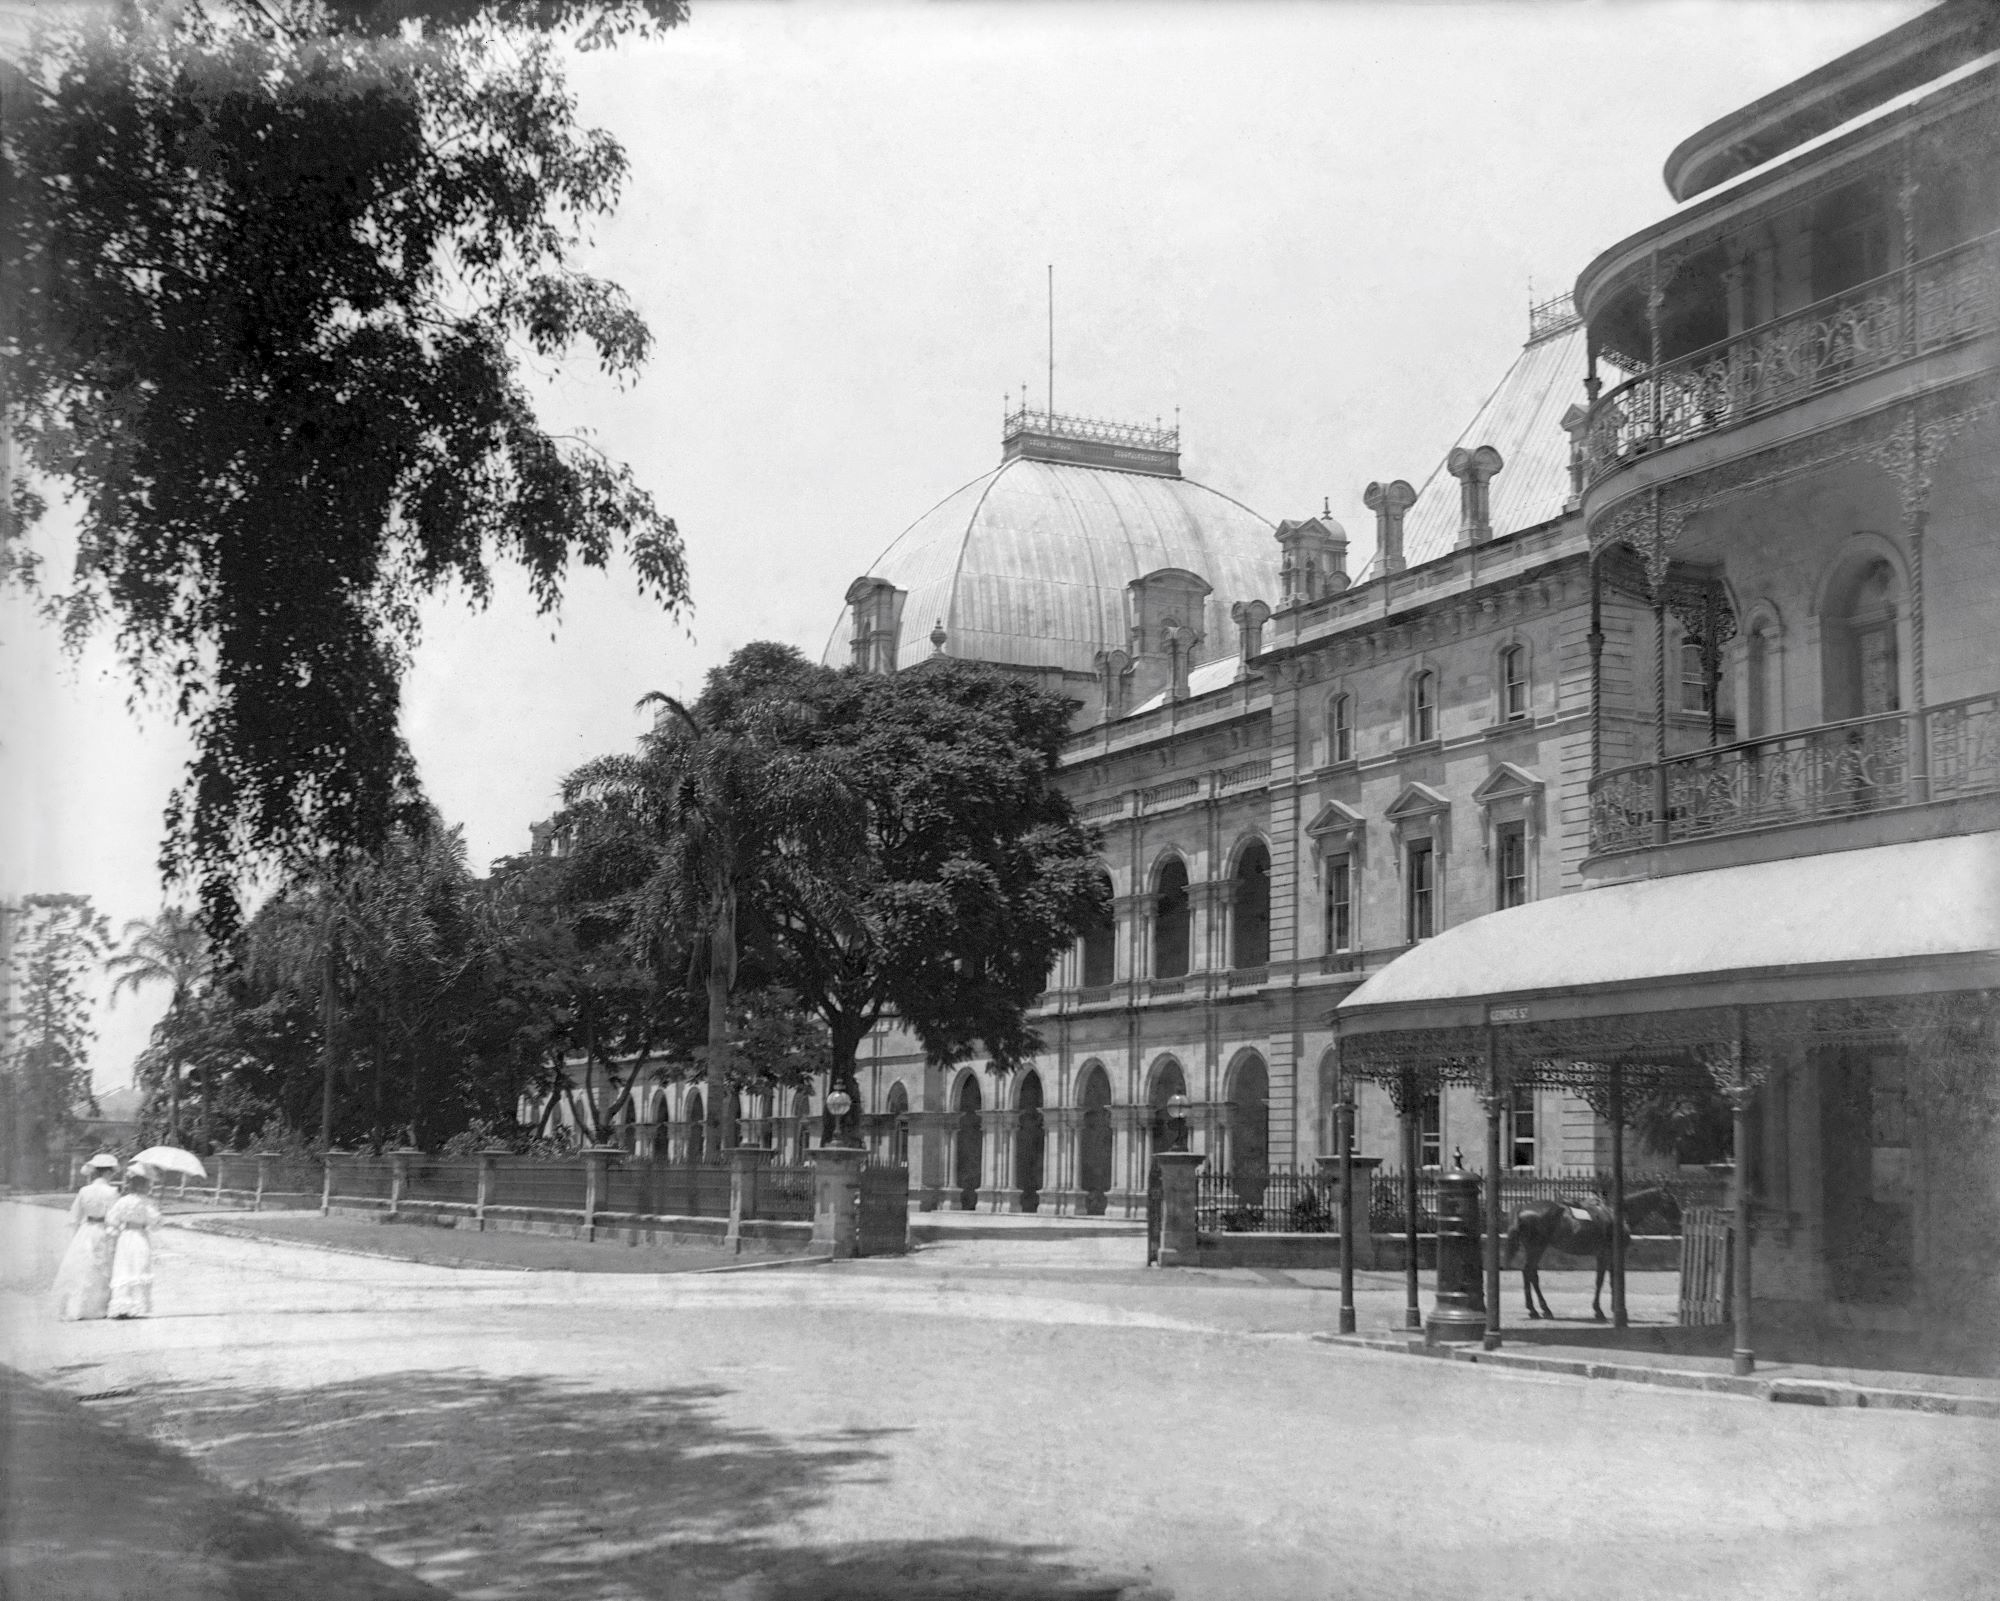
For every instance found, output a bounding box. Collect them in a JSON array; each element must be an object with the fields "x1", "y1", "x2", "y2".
[
  {"x1": 1582, "y1": 231, "x2": 2000, "y2": 485},
  {"x1": 1588, "y1": 691, "x2": 2000, "y2": 855}
]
